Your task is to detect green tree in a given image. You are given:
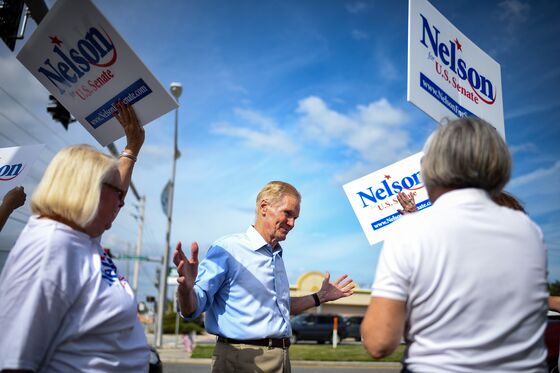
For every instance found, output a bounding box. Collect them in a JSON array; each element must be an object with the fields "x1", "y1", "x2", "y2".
[
  {"x1": 162, "y1": 299, "x2": 205, "y2": 334},
  {"x1": 549, "y1": 281, "x2": 560, "y2": 296}
]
